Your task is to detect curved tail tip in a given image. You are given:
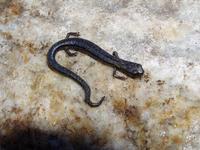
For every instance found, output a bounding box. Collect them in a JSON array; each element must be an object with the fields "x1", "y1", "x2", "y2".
[{"x1": 87, "y1": 96, "x2": 106, "y2": 107}]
